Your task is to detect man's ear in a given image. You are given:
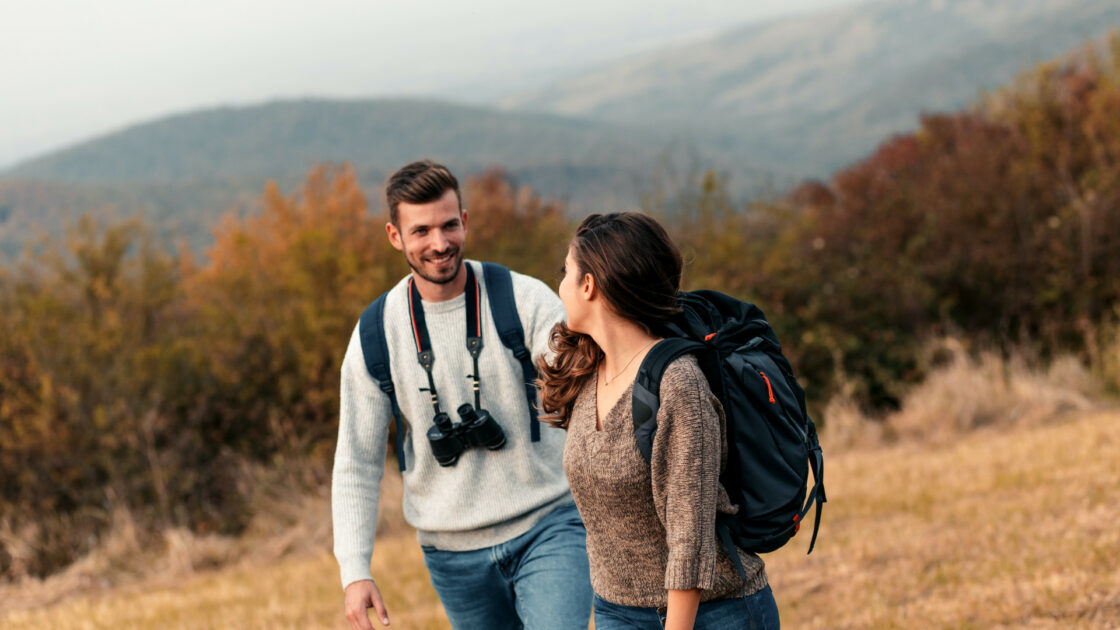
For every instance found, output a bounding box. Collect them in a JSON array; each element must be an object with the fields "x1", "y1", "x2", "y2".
[
  {"x1": 461, "y1": 208, "x2": 468, "y2": 233},
  {"x1": 386, "y1": 221, "x2": 404, "y2": 251}
]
